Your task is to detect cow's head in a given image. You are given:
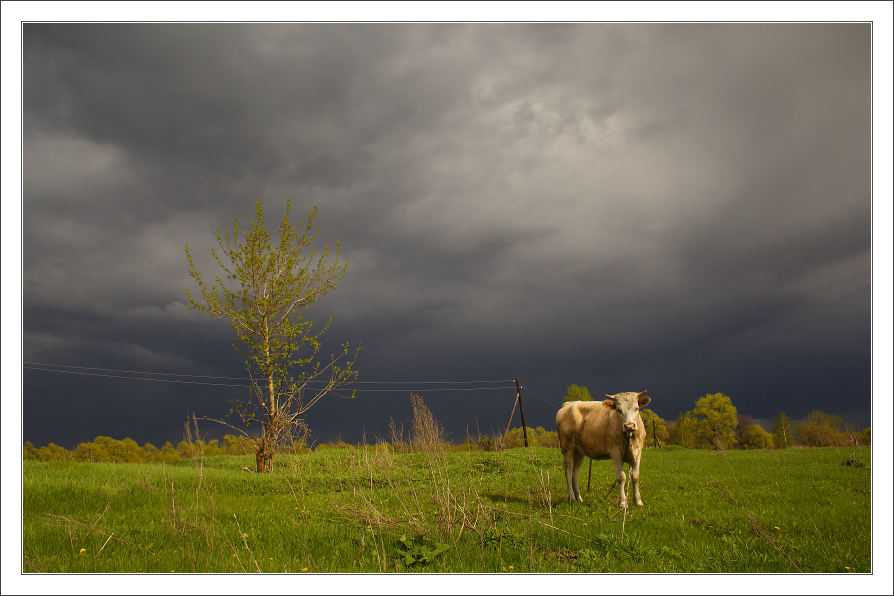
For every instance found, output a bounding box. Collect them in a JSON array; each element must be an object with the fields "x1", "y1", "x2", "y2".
[{"x1": 602, "y1": 391, "x2": 651, "y2": 437}]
